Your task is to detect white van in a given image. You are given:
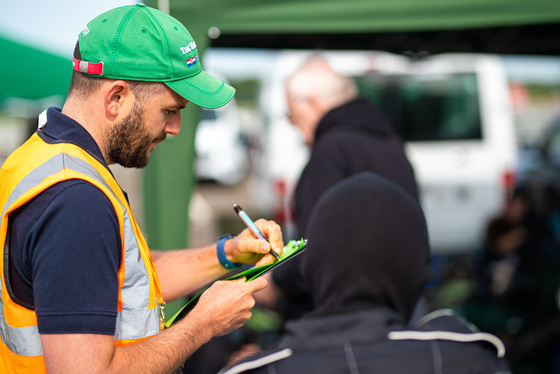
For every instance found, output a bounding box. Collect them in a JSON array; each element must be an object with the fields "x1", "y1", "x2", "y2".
[{"x1": 258, "y1": 51, "x2": 518, "y2": 254}]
